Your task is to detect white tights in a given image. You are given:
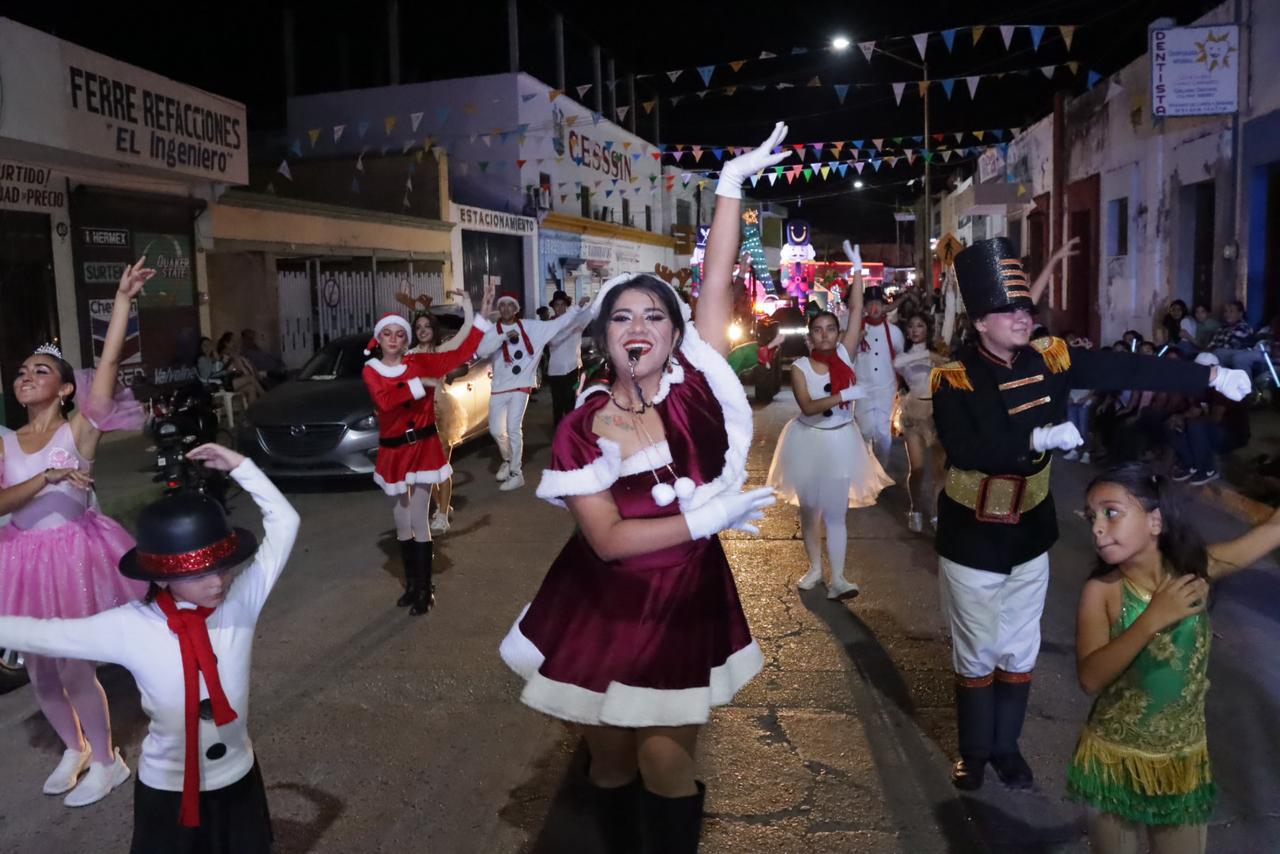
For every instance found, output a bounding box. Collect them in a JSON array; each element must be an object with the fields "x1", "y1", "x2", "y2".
[
  {"x1": 392, "y1": 487, "x2": 432, "y2": 543},
  {"x1": 800, "y1": 504, "x2": 849, "y2": 584}
]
